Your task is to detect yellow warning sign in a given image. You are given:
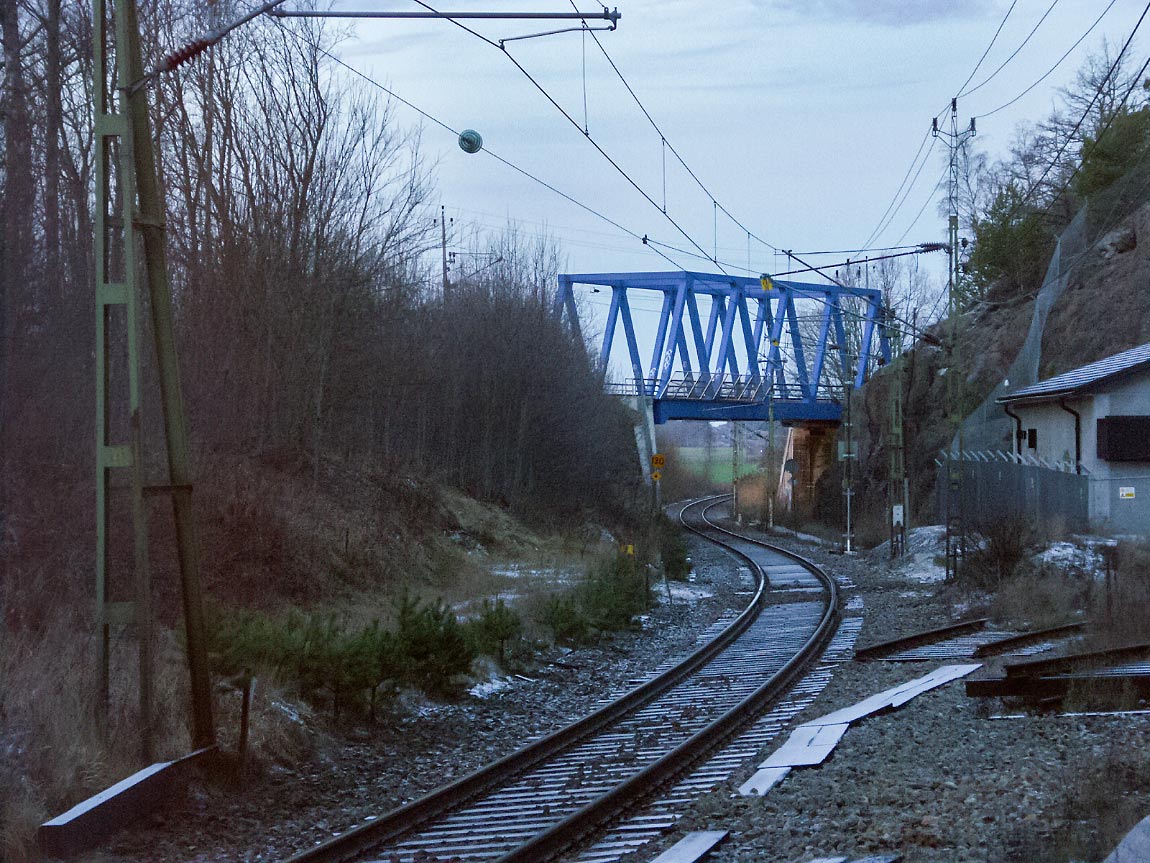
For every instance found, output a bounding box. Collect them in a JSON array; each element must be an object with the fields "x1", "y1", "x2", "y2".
[
  {"x1": 651, "y1": 470, "x2": 663, "y2": 482},
  {"x1": 650, "y1": 453, "x2": 666, "y2": 468}
]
